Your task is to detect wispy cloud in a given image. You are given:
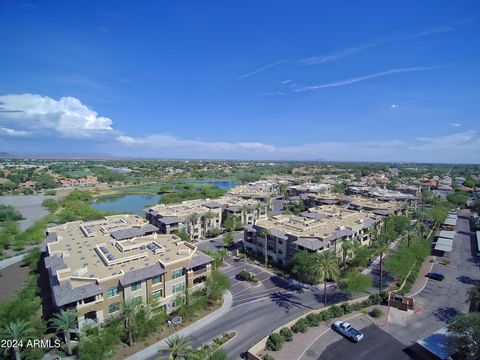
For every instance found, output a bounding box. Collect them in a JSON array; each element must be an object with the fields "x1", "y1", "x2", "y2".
[
  {"x1": 450, "y1": 122, "x2": 461, "y2": 127},
  {"x1": 238, "y1": 59, "x2": 290, "y2": 80},
  {"x1": 292, "y1": 66, "x2": 441, "y2": 92},
  {"x1": 367, "y1": 97, "x2": 435, "y2": 110},
  {"x1": 297, "y1": 27, "x2": 453, "y2": 66},
  {"x1": 0, "y1": 127, "x2": 30, "y2": 137}
]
